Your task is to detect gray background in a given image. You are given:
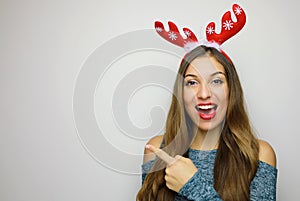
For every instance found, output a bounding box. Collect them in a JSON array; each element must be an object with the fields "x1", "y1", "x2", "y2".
[{"x1": 1, "y1": 0, "x2": 299, "y2": 200}]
